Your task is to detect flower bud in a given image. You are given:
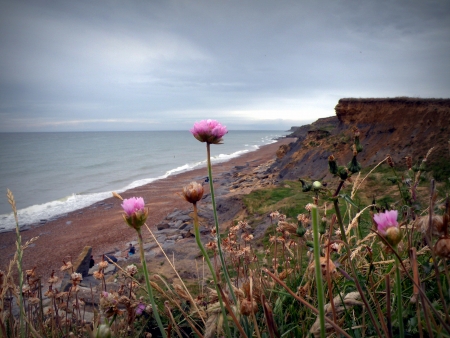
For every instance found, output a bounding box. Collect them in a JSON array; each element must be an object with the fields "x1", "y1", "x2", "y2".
[
  {"x1": 347, "y1": 155, "x2": 361, "y2": 174},
  {"x1": 182, "y1": 181, "x2": 204, "y2": 204},
  {"x1": 338, "y1": 166, "x2": 349, "y2": 180},
  {"x1": 299, "y1": 179, "x2": 312, "y2": 192},
  {"x1": 328, "y1": 155, "x2": 338, "y2": 175},
  {"x1": 385, "y1": 227, "x2": 402, "y2": 247},
  {"x1": 354, "y1": 135, "x2": 363, "y2": 153},
  {"x1": 319, "y1": 216, "x2": 327, "y2": 235},
  {"x1": 121, "y1": 197, "x2": 148, "y2": 231},
  {"x1": 296, "y1": 220, "x2": 306, "y2": 237},
  {"x1": 312, "y1": 181, "x2": 322, "y2": 191}
]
